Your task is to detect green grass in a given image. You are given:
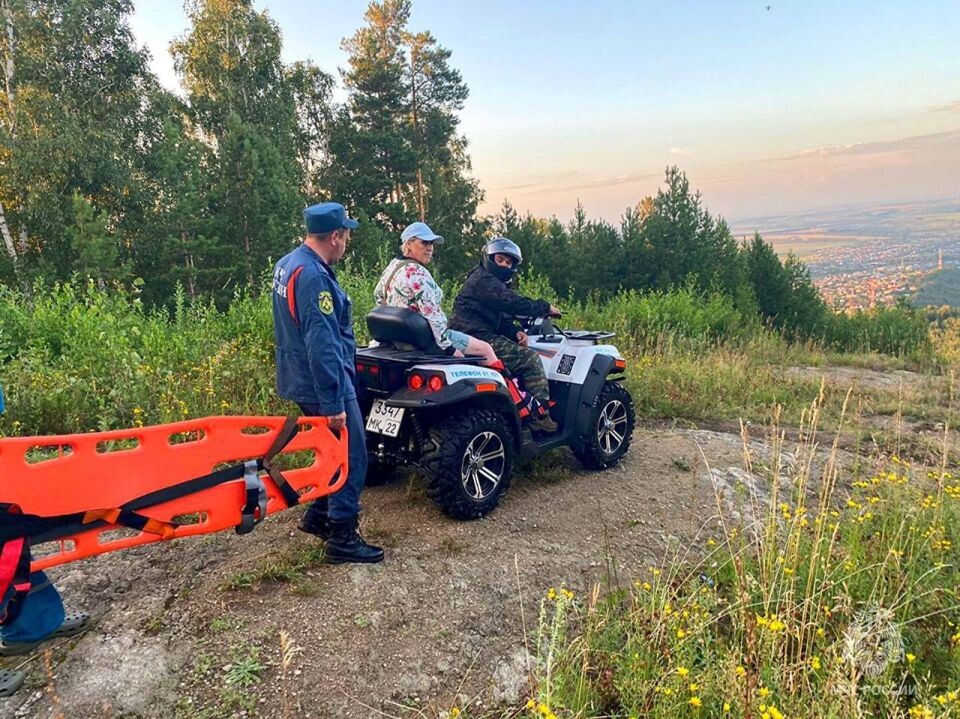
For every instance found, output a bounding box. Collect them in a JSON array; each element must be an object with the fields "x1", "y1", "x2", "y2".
[
  {"x1": 218, "y1": 543, "x2": 326, "y2": 592},
  {"x1": 438, "y1": 397, "x2": 960, "y2": 719},
  {"x1": 515, "y1": 397, "x2": 960, "y2": 719}
]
